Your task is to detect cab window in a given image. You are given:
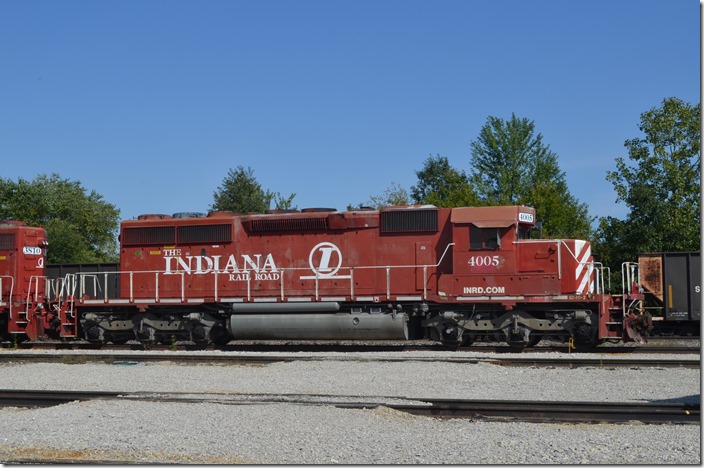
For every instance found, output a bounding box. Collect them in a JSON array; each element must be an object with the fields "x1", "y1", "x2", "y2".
[{"x1": 470, "y1": 226, "x2": 500, "y2": 250}]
